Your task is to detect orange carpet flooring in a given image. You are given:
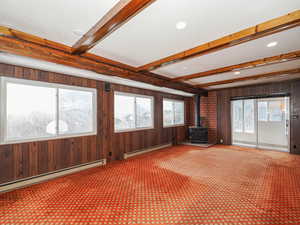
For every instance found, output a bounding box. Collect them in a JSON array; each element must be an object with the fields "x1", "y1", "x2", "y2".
[{"x1": 1, "y1": 145, "x2": 300, "y2": 224}]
